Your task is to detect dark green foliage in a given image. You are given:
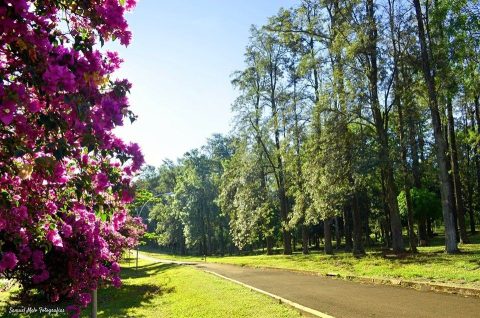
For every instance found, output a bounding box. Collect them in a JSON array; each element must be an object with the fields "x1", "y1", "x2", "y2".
[{"x1": 398, "y1": 188, "x2": 442, "y2": 221}]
